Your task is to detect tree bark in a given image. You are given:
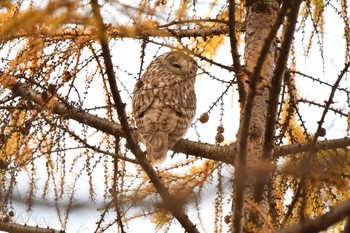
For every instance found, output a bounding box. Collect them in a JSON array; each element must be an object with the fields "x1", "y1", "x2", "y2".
[{"x1": 232, "y1": 0, "x2": 279, "y2": 232}]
